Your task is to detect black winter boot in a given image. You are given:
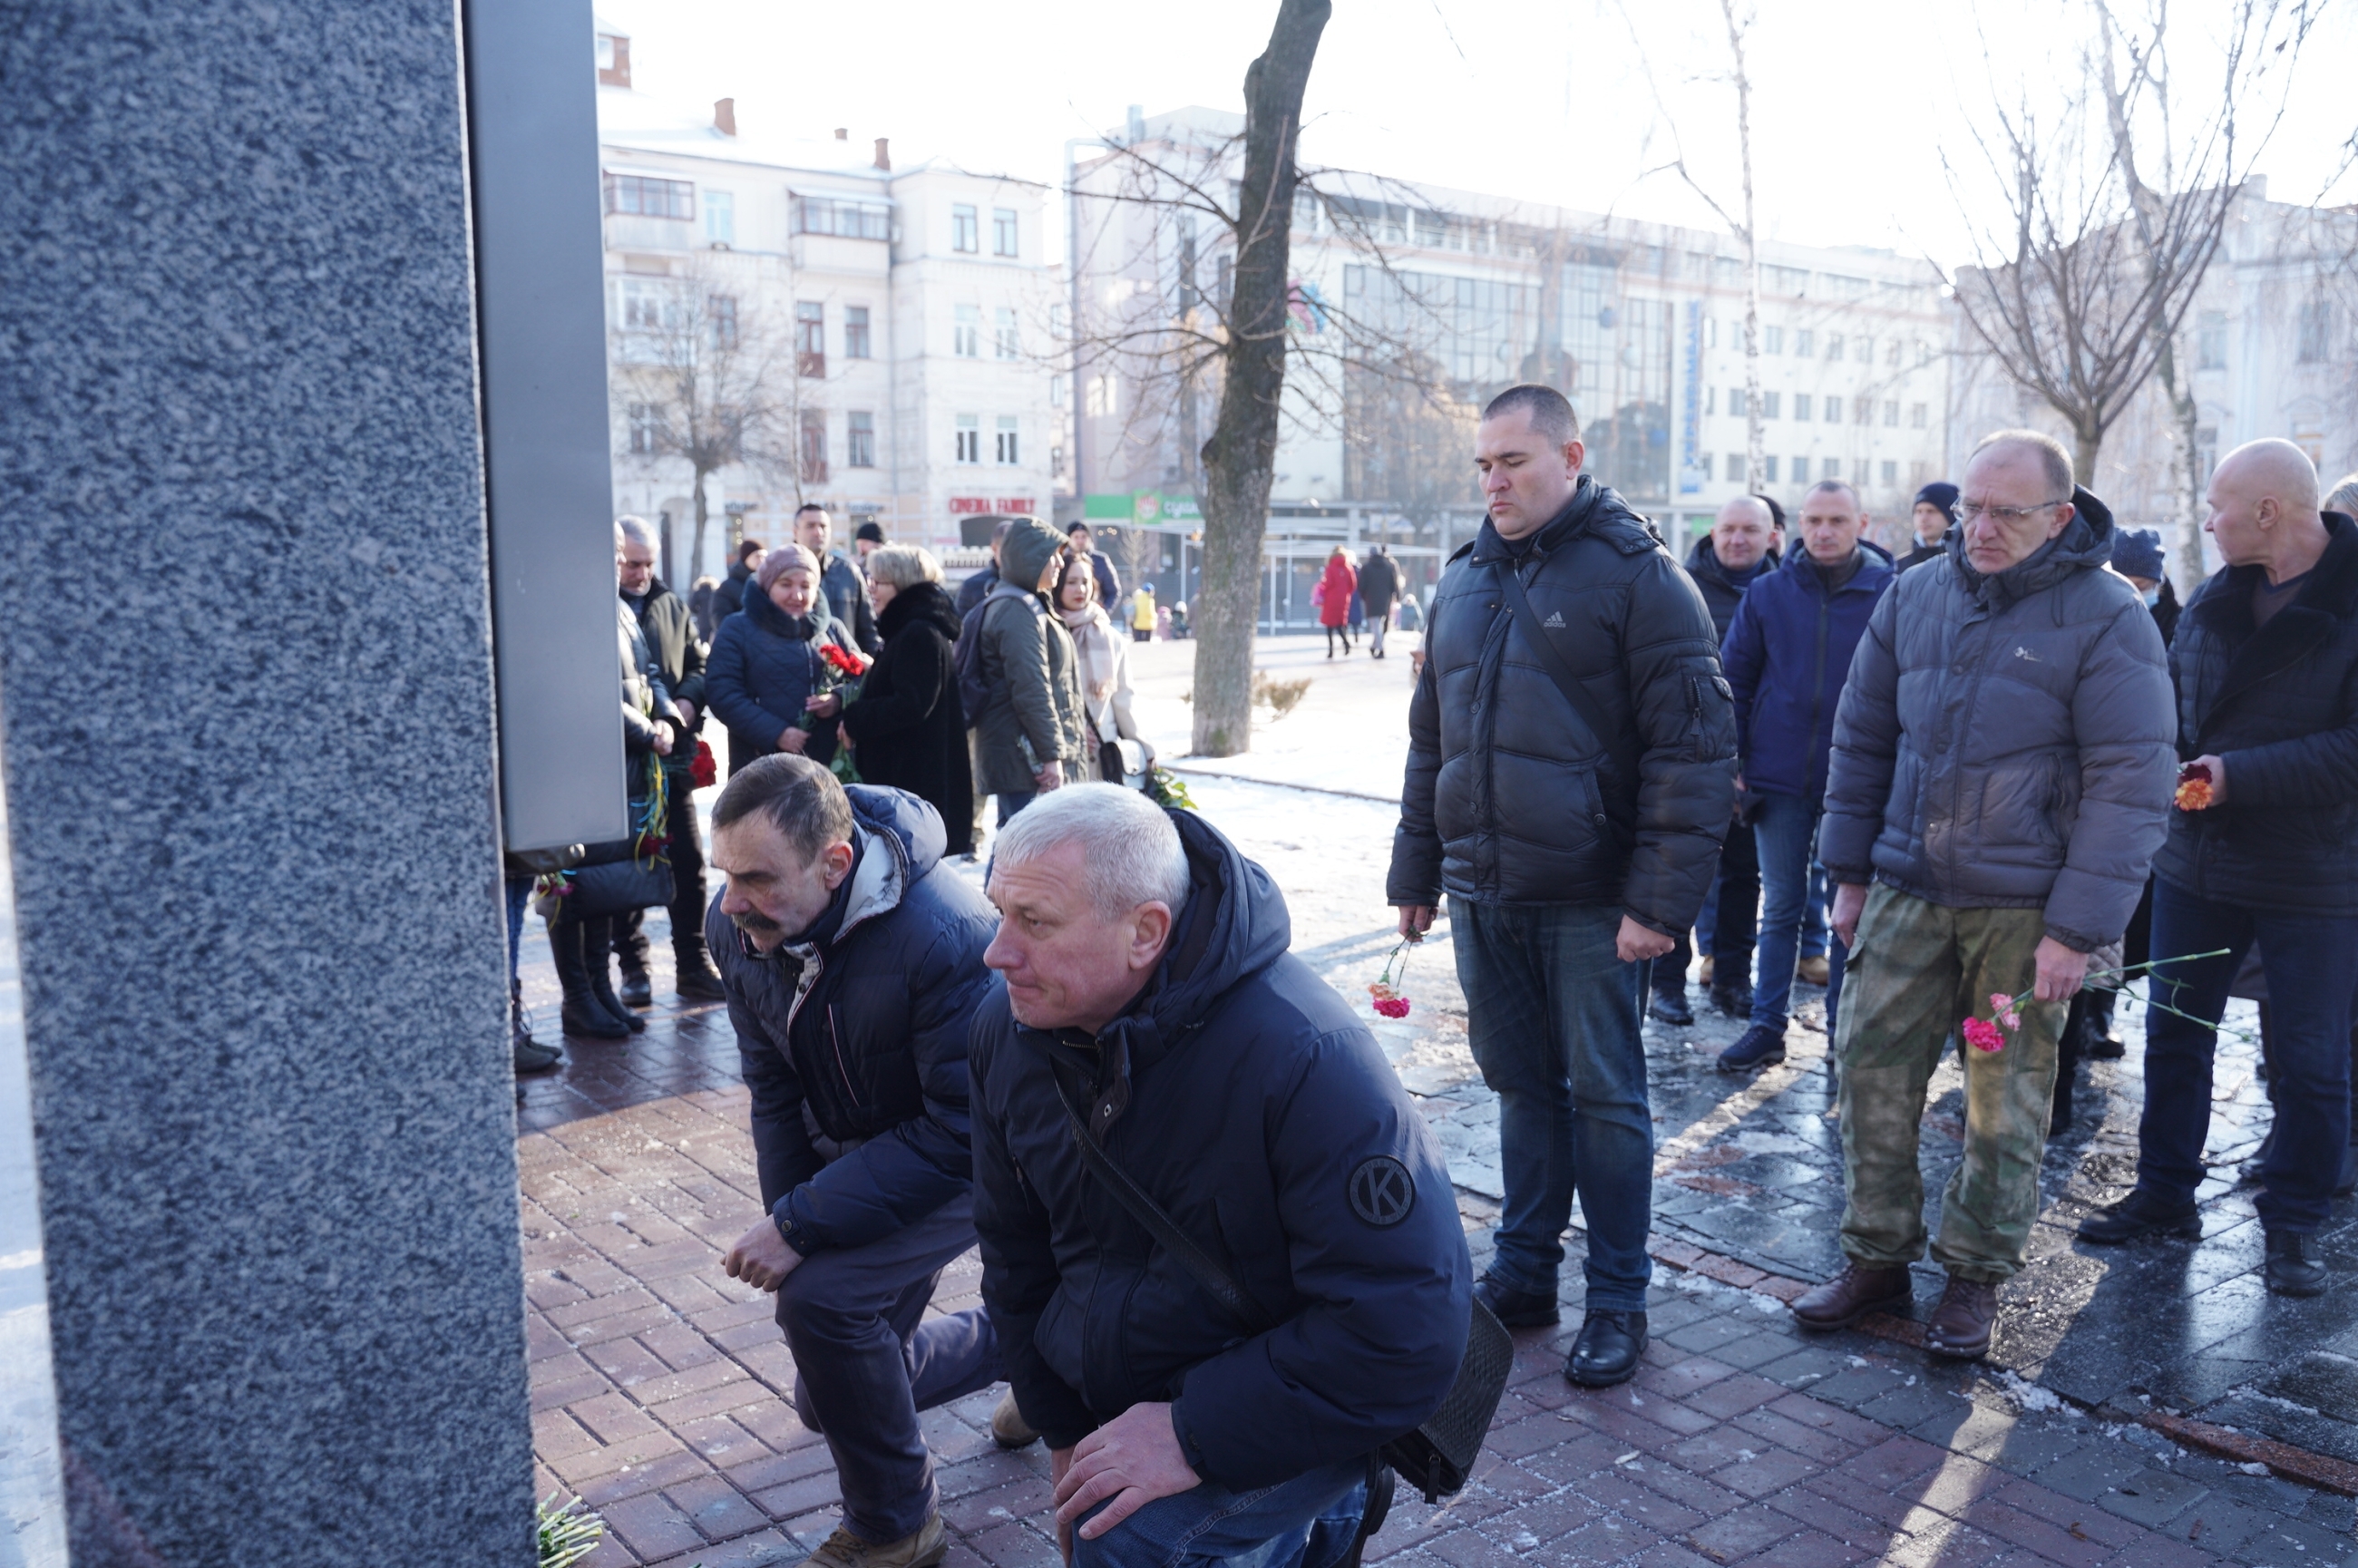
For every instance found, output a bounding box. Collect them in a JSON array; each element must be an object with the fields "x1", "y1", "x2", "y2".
[
  {"x1": 580, "y1": 915, "x2": 645, "y2": 1034},
  {"x1": 551, "y1": 920, "x2": 628, "y2": 1040}
]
